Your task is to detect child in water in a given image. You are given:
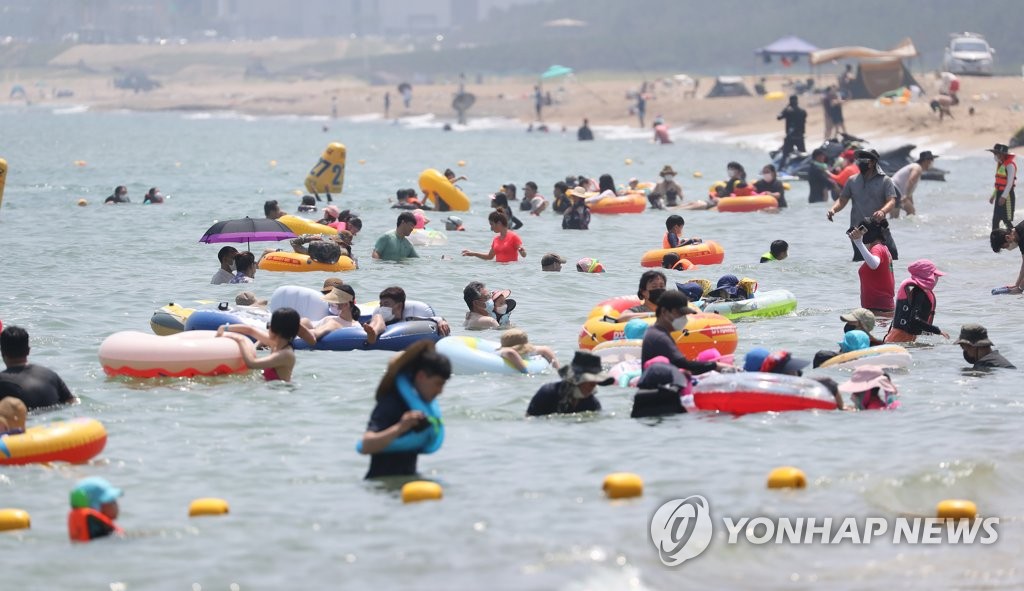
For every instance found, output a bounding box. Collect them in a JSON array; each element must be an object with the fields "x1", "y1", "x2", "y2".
[
  {"x1": 0, "y1": 397, "x2": 27, "y2": 435},
  {"x1": 217, "y1": 307, "x2": 302, "y2": 382},
  {"x1": 497, "y1": 328, "x2": 560, "y2": 372},
  {"x1": 837, "y1": 365, "x2": 900, "y2": 410},
  {"x1": 68, "y1": 477, "x2": 124, "y2": 542},
  {"x1": 663, "y1": 214, "x2": 702, "y2": 248}
]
